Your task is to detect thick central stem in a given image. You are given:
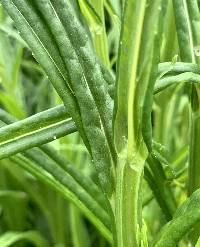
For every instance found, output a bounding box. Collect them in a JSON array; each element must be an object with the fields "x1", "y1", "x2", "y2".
[{"x1": 115, "y1": 155, "x2": 144, "y2": 247}]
